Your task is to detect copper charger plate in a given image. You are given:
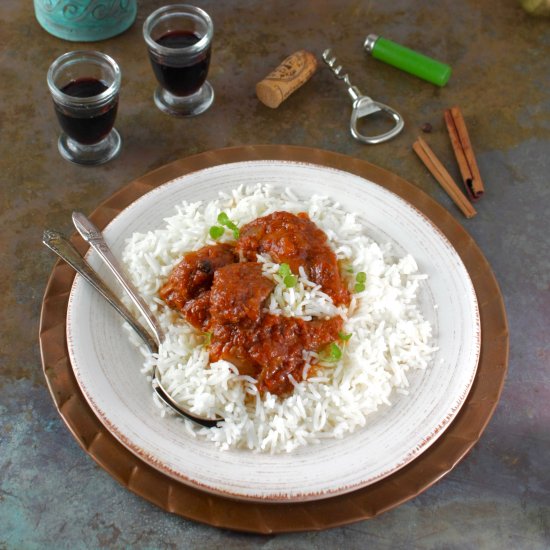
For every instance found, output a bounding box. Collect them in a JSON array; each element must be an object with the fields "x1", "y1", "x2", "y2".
[{"x1": 39, "y1": 145, "x2": 508, "y2": 533}]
